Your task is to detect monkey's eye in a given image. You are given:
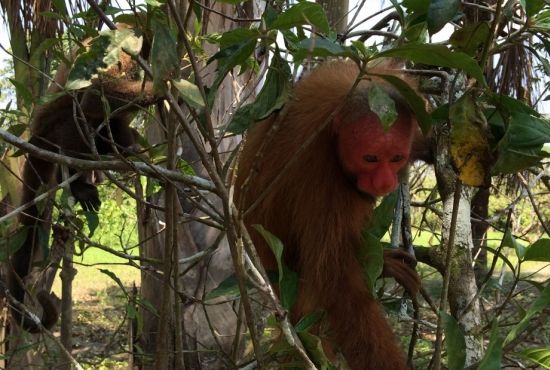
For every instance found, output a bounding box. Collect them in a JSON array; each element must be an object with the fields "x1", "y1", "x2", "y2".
[
  {"x1": 363, "y1": 155, "x2": 378, "y2": 163},
  {"x1": 391, "y1": 155, "x2": 405, "y2": 162}
]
